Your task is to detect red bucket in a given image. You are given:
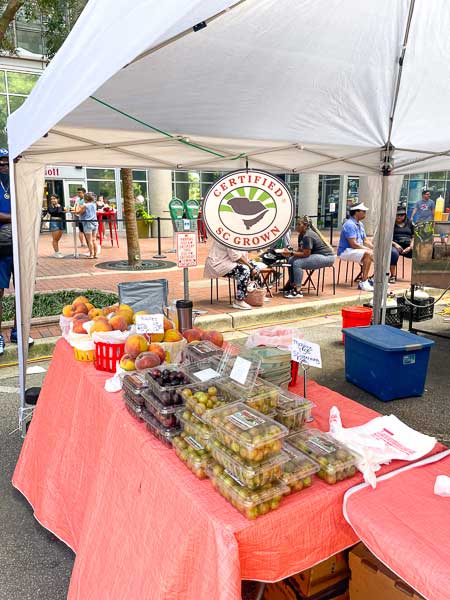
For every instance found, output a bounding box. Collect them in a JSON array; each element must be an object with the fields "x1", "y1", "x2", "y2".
[
  {"x1": 94, "y1": 341, "x2": 125, "y2": 372},
  {"x1": 342, "y1": 306, "x2": 373, "y2": 343}
]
